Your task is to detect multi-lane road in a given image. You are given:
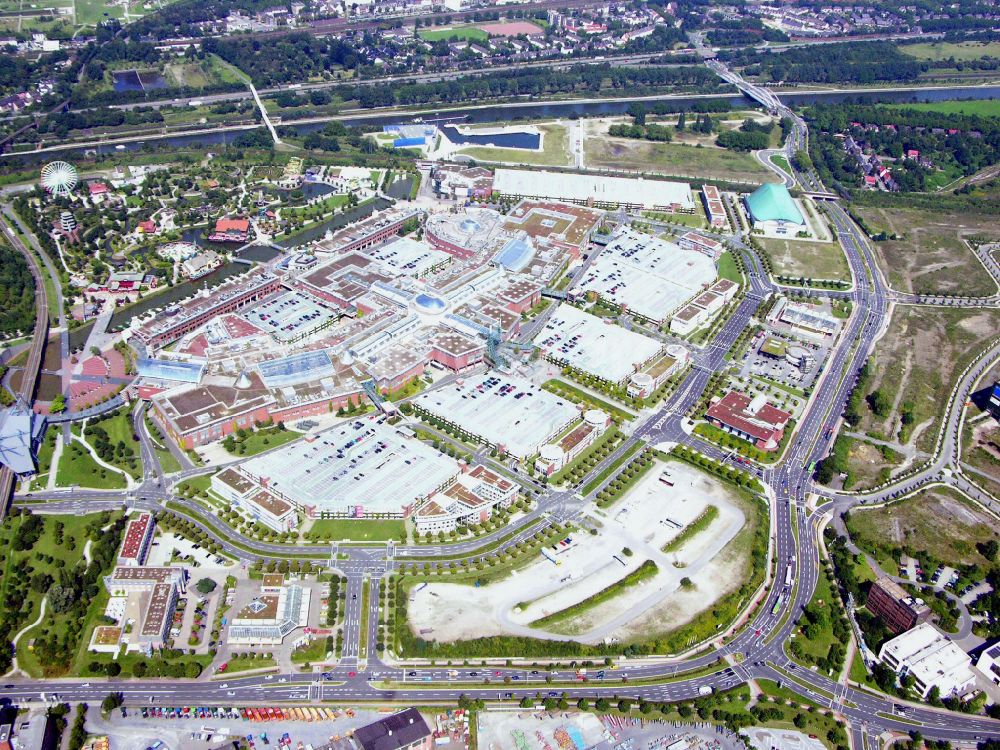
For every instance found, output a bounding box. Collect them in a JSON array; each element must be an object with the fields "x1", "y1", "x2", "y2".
[{"x1": 4, "y1": 64, "x2": 1000, "y2": 747}]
